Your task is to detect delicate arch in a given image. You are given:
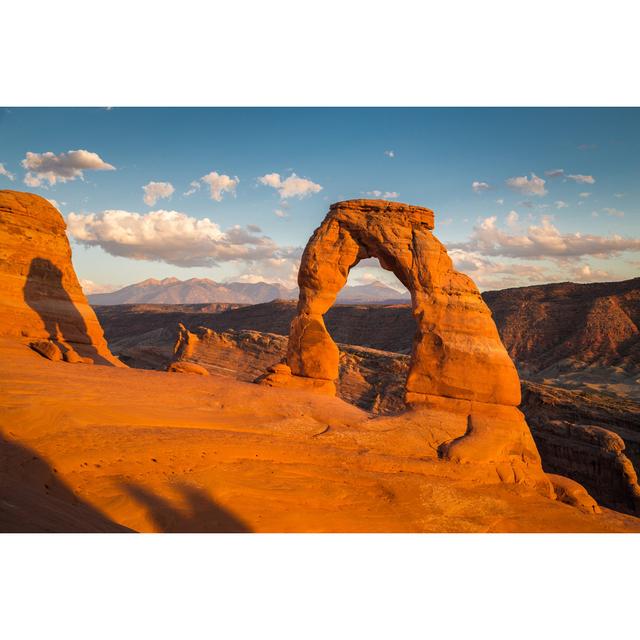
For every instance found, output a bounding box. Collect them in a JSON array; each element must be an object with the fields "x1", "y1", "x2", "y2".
[{"x1": 261, "y1": 199, "x2": 521, "y2": 407}]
